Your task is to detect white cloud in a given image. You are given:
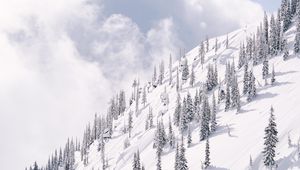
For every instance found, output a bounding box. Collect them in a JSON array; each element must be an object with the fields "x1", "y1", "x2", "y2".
[
  {"x1": 176, "y1": 0, "x2": 264, "y2": 44},
  {"x1": 0, "y1": 0, "x2": 181, "y2": 169}
]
